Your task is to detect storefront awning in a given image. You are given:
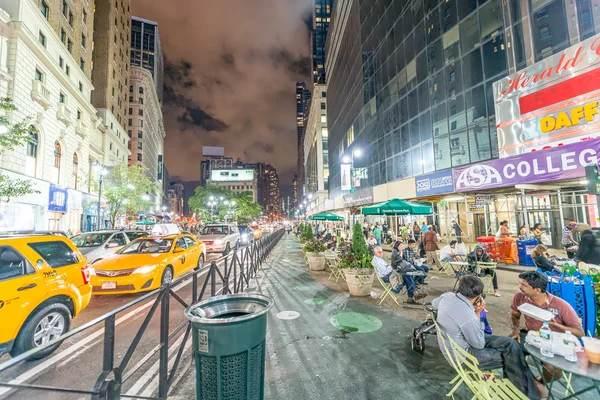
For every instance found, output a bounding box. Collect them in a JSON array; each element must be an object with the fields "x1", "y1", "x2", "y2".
[
  {"x1": 361, "y1": 198, "x2": 432, "y2": 215},
  {"x1": 309, "y1": 212, "x2": 344, "y2": 221}
]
